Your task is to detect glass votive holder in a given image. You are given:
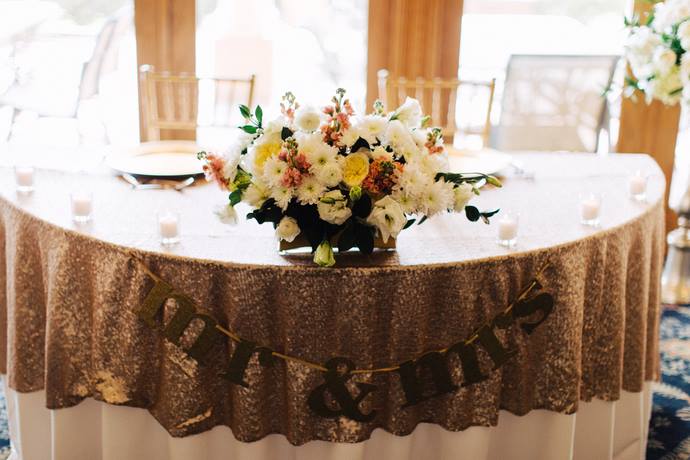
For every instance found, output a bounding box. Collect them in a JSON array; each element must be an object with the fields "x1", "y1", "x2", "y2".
[
  {"x1": 497, "y1": 212, "x2": 519, "y2": 248},
  {"x1": 70, "y1": 191, "x2": 93, "y2": 223},
  {"x1": 579, "y1": 192, "x2": 602, "y2": 227},
  {"x1": 14, "y1": 165, "x2": 34, "y2": 193},
  {"x1": 628, "y1": 171, "x2": 648, "y2": 201},
  {"x1": 158, "y1": 211, "x2": 180, "y2": 245}
]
